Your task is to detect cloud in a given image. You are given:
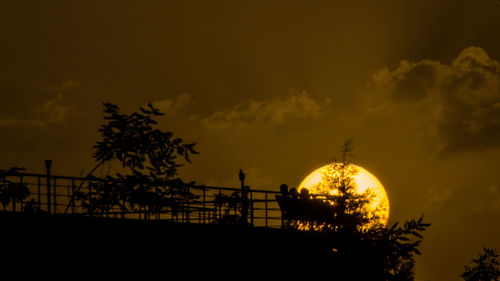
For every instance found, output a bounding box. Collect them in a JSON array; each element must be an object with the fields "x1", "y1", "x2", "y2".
[
  {"x1": 425, "y1": 187, "x2": 453, "y2": 210},
  {"x1": 57, "y1": 80, "x2": 81, "y2": 91},
  {"x1": 0, "y1": 83, "x2": 79, "y2": 128},
  {"x1": 367, "y1": 46, "x2": 500, "y2": 155},
  {"x1": 463, "y1": 184, "x2": 500, "y2": 215},
  {"x1": 38, "y1": 93, "x2": 73, "y2": 123},
  {"x1": 152, "y1": 93, "x2": 192, "y2": 116},
  {"x1": 25, "y1": 92, "x2": 76, "y2": 128},
  {"x1": 476, "y1": 185, "x2": 500, "y2": 211},
  {"x1": 201, "y1": 90, "x2": 323, "y2": 129}
]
